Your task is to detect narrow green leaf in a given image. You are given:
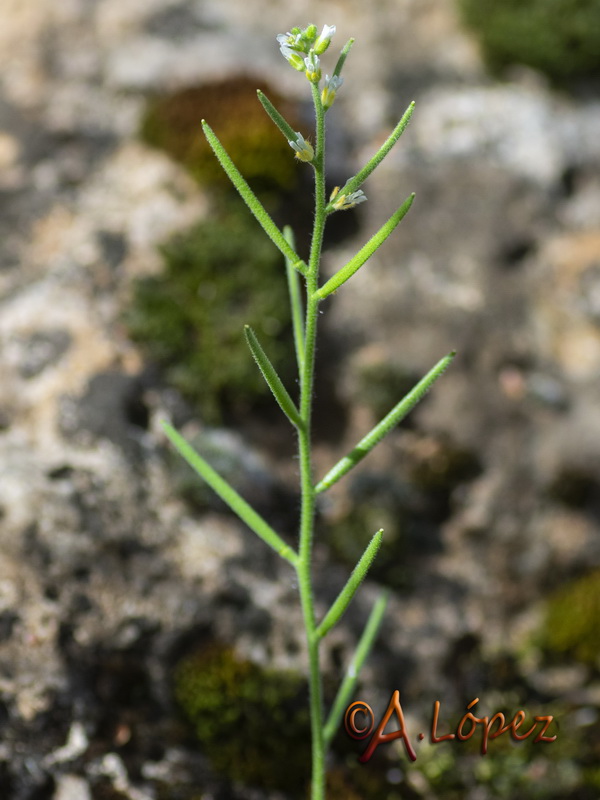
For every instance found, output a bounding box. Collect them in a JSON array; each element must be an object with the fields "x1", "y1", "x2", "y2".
[
  {"x1": 314, "y1": 194, "x2": 415, "y2": 300},
  {"x1": 244, "y1": 325, "x2": 303, "y2": 429},
  {"x1": 201, "y1": 121, "x2": 308, "y2": 276},
  {"x1": 316, "y1": 529, "x2": 384, "y2": 640},
  {"x1": 161, "y1": 421, "x2": 298, "y2": 566},
  {"x1": 315, "y1": 351, "x2": 456, "y2": 493},
  {"x1": 327, "y1": 101, "x2": 415, "y2": 210},
  {"x1": 333, "y1": 37, "x2": 355, "y2": 79},
  {"x1": 323, "y1": 590, "x2": 389, "y2": 746},
  {"x1": 283, "y1": 225, "x2": 305, "y2": 373},
  {"x1": 257, "y1": 90, "x2": 297, "y2": 143}
]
